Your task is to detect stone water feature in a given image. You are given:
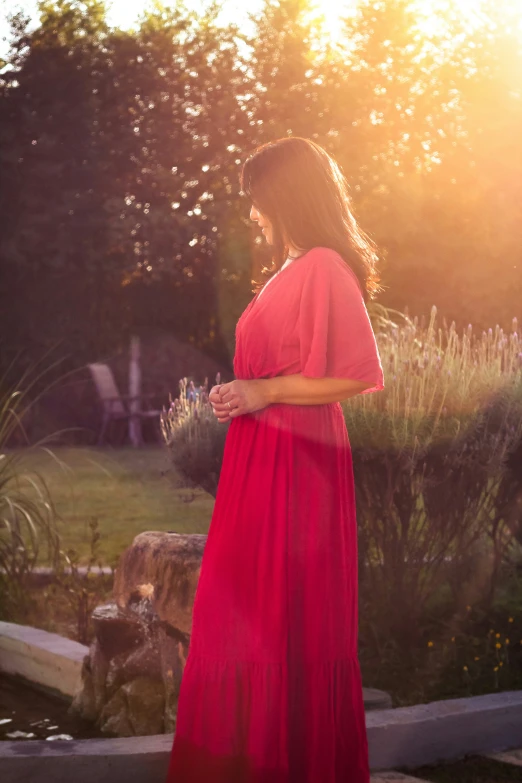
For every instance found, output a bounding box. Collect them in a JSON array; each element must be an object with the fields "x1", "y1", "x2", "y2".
[
  {"x1": 70, "y1": 531, "x2": 206, "y2": 736},
  {"x1": 70, "y1": 530, "x2": 391, "y2": 738}
]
